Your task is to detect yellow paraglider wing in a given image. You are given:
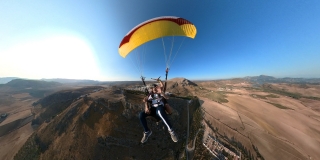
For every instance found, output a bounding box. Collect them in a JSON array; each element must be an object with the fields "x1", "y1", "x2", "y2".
[{"x1": 119, "y1": 16, "x2": 197, "y2": 58}]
